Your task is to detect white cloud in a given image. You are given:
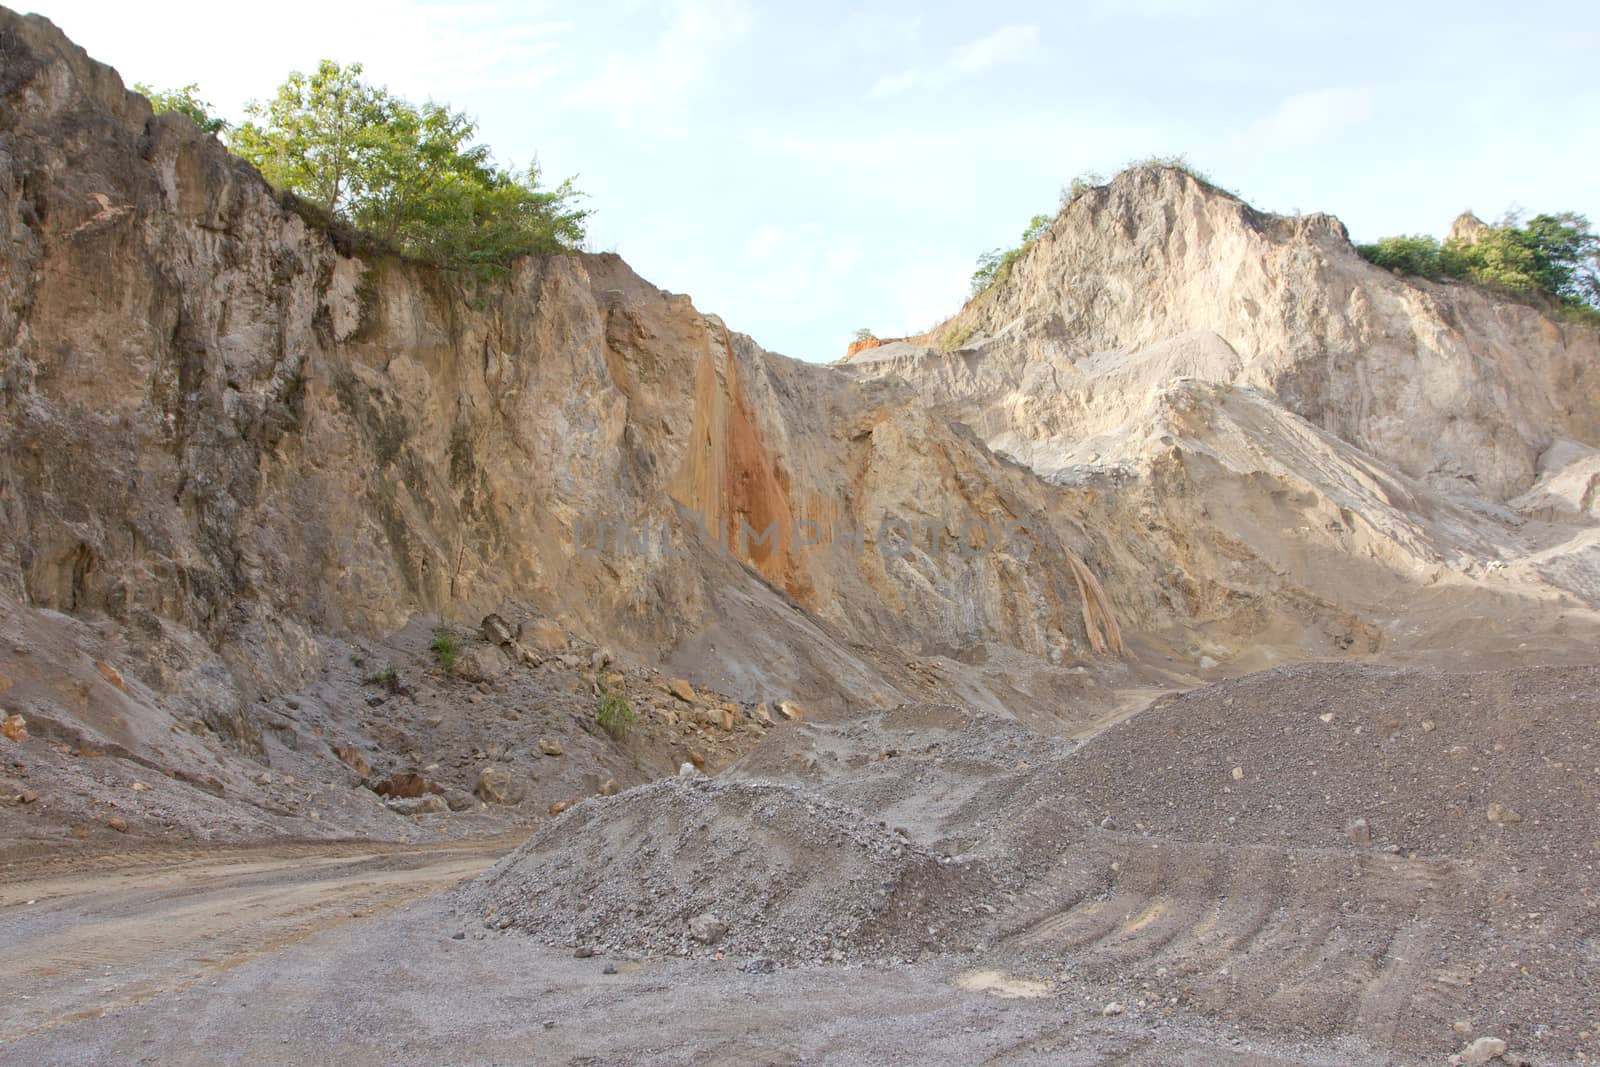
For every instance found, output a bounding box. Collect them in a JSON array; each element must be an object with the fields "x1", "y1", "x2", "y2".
[
  {"x1": 871, "y1": 23, "x2": 1039, "y2": 98},
  {"x1": 565, "y1": 0, "x2": 752, "y2": 124},
  {"x1": 951, "y1": 24, "x2": 1040, "y2": 75},
  {"x1": 1240, "y1": 87, "x2": 1376, "y2": 147},
  {"x1": 745, "y1": 224, "x2": 788, "y2": 260}
]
